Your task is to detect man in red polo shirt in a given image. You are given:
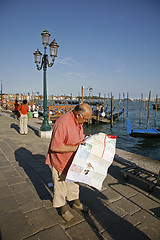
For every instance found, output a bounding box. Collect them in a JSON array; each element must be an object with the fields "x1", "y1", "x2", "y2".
[
  {"x1": 18, "y1": 100, "x2": 29, "y2": 135},
  {"x1": 46, "y1": 103, "x2": 92, "y2": 221}
]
